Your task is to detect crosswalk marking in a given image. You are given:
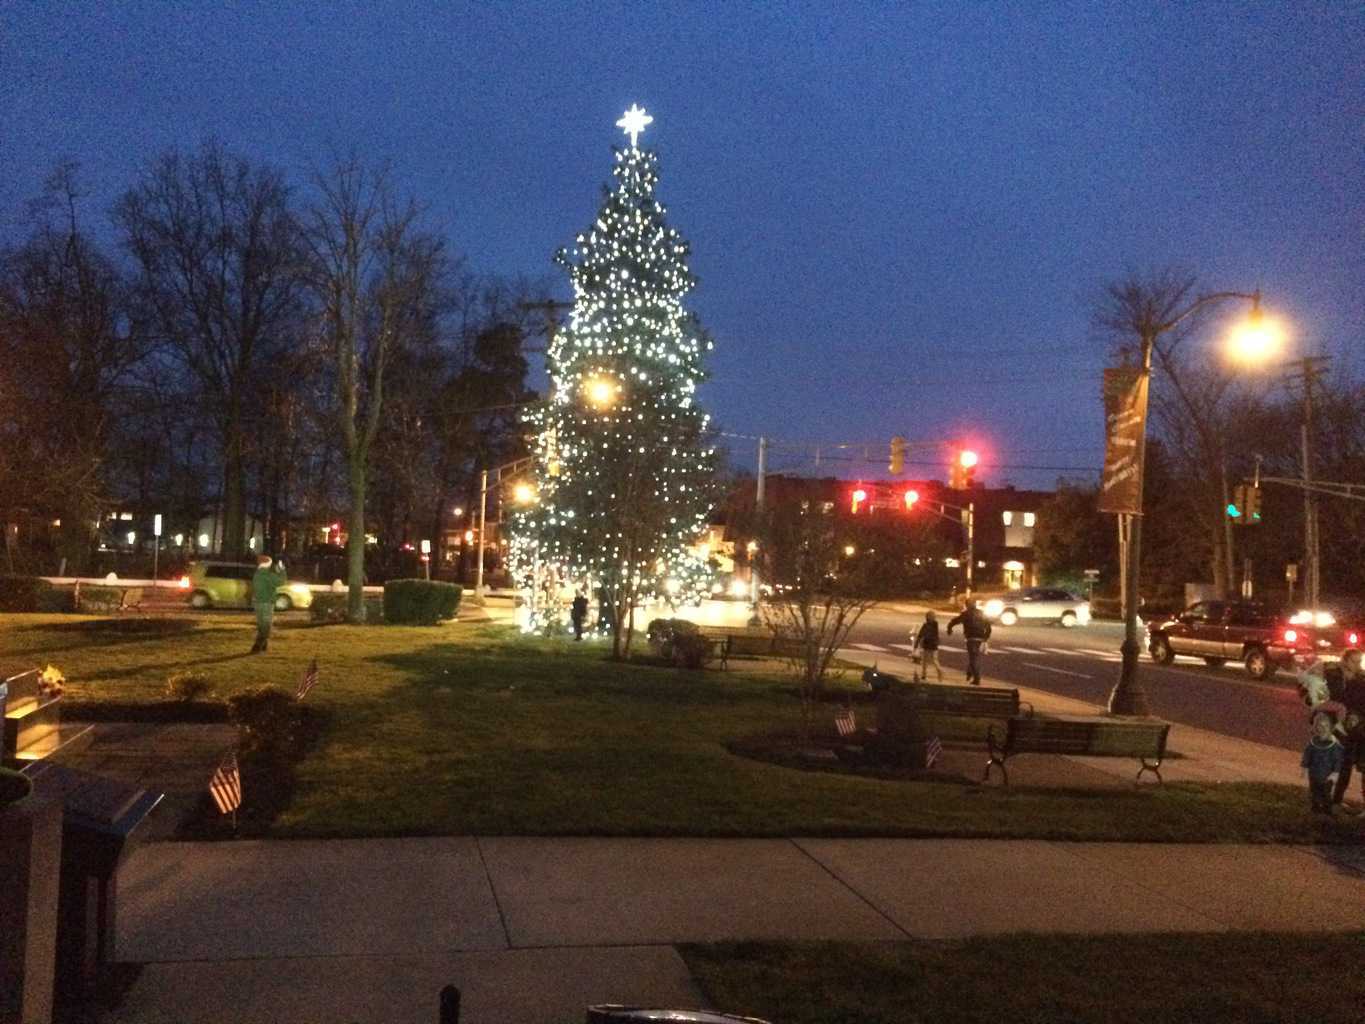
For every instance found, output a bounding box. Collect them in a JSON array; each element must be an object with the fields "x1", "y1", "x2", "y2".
[
  {"x1": 1077, "y1": 648, "x2": 1120, "y2": 658},
  {"x1": 1039, "y1": 647, "x2": 1083, "y2": 656},
  {"x1": 889, "y1": 643, "x2": 918, "y2": 652},
  {"x1": 849, "y1": 642, "x2": 889, "y2": 652},
  {"x1": 994, "y1": 645, "x2": 1035, "y2": 654}
]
